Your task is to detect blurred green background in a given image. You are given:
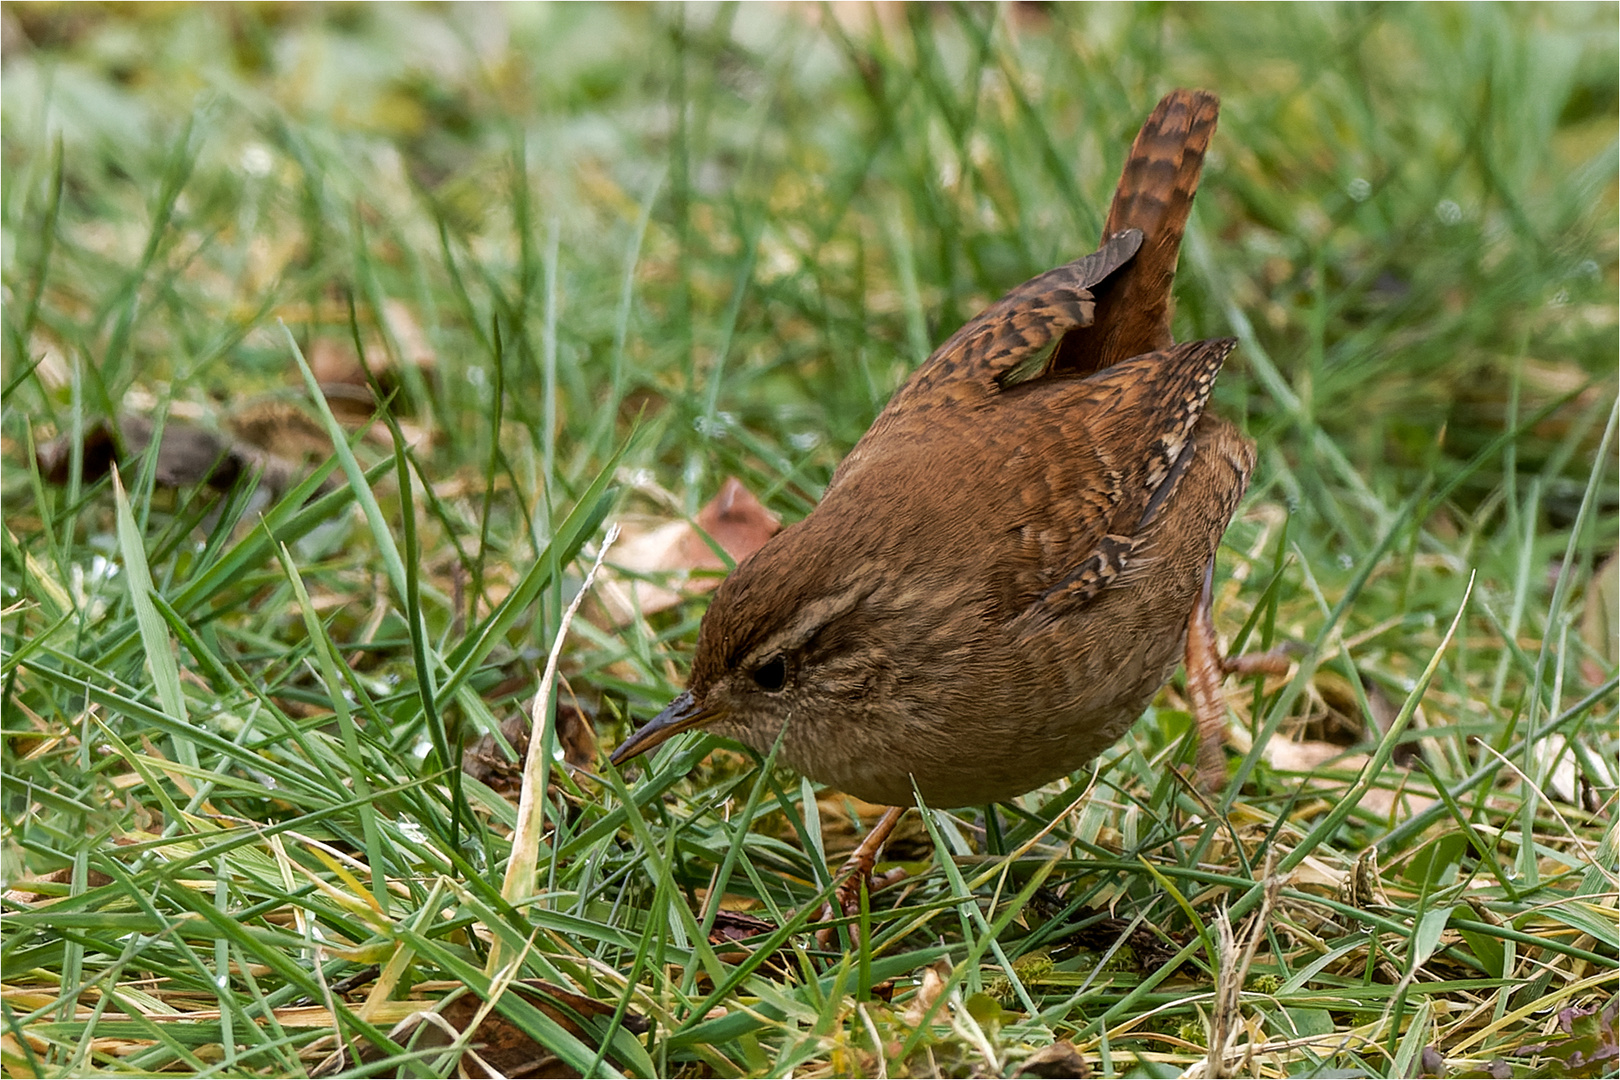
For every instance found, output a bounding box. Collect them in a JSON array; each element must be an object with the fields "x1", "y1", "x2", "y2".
[{"x1": 5, "y1": 2, "x2": 1615, "y2": 524}]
